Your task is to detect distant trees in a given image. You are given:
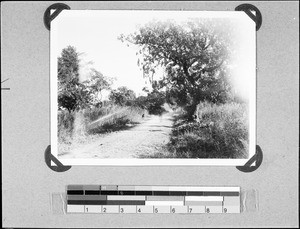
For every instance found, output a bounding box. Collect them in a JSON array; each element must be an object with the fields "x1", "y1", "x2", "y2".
[
  {"x1": 83, "y1": 68, "x2": 113, "y2": 107},
  {"x1": 120, "y1": 19, "x2": 235, "y2": 116},
  {"x1": 107, "y1": 85, "x2": 166, "y2": 115},
  {"x1": 144, "y1": 90, "x2": 166, "y2": 115},
  {"x1": 109, "y1": 86, "x2": 136, "y2": 106},
  {"x1": 133, "y1": 90, "x2": 166, "y2": 115},
  {"x1": 58, "y1": 46, "x2": 112, "y2": 112},
  {"x1": 57, "y1": 46, "x2": 166, "y2": 115}
]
